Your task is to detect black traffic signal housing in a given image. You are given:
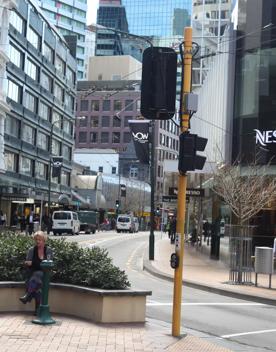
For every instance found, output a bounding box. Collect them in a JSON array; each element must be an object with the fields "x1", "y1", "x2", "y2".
[
  {"x1": 178, "y1": 132, "x2": 208, "y2": 174},
  {"x1": 115, "y1": 200, "x2": 120, "y2": 208},
  {"x1": 155, "y1": 207, "x2": 160, "y2": 216},
  {"x1": 141, "y1": 46, "x2": 177, "y2": 120}
]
